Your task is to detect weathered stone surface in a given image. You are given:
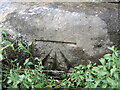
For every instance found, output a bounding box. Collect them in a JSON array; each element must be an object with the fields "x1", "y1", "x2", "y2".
[{"x1": 0, "y1": 2, "x2": 119, "y2": 71}]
